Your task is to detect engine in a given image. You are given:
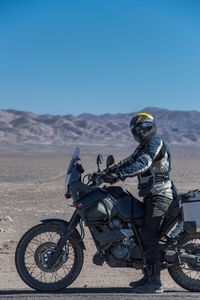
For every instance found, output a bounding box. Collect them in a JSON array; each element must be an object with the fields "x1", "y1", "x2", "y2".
[
  {"x1": 91, "y1": 218, "x2": 138, "y2": 263},
  {"x1": 108, "y1": 219, "x2": 135, "y2": 260},
  {"x1": 92, "y1": 218, "x2": 142, "y2": 267}
]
